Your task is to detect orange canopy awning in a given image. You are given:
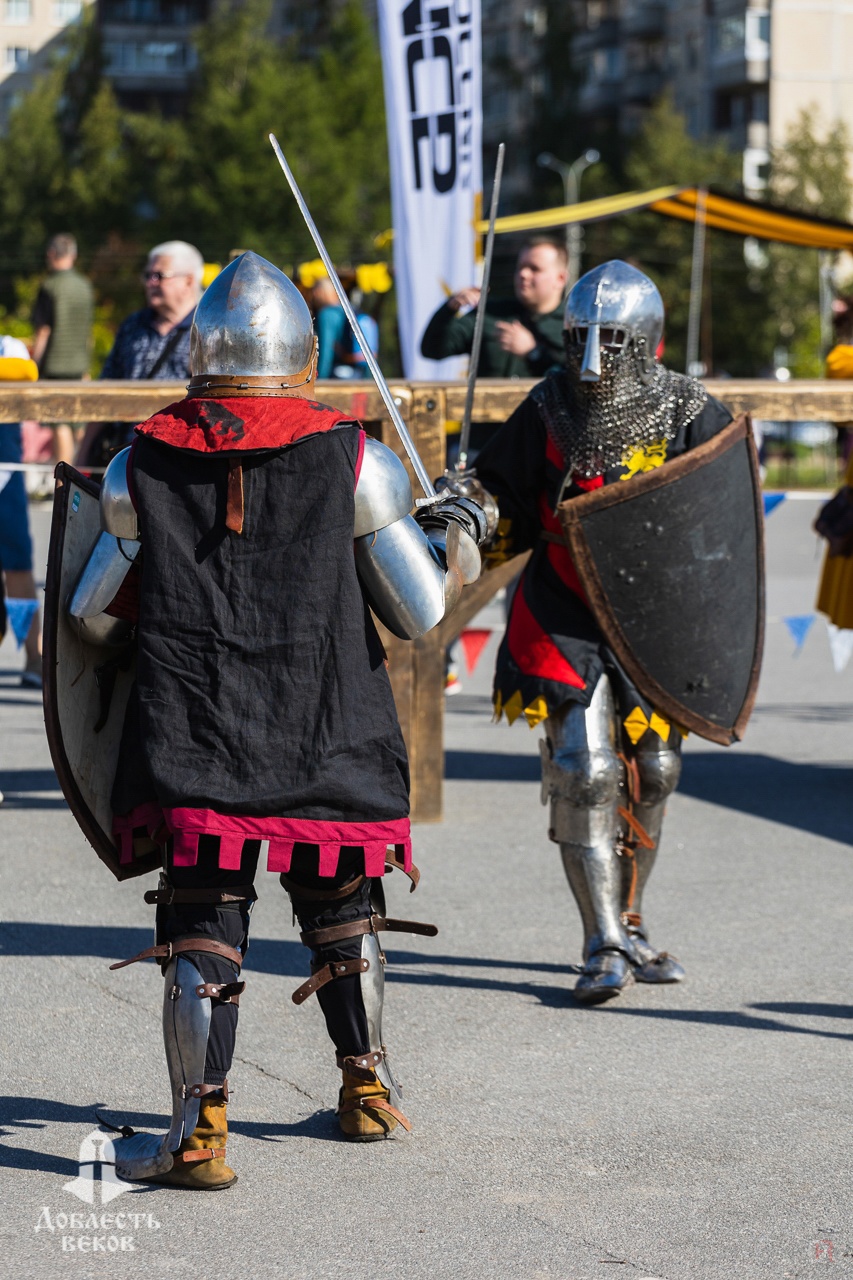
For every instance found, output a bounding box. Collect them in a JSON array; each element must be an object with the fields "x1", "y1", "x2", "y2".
[{"x1": 474, "y1": 186, "x2": 853, "y2": 250}]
